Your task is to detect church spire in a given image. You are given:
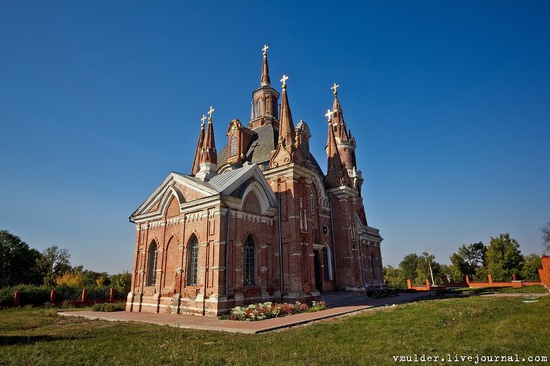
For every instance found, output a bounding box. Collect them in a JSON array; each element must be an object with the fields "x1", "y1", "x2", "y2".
[
  {"x1": 195, "y1": 106, "x2": 218, "y2": 181},
  {"x1": 330, "y1": 83, "x2": 349, "y2": 142},
  {"x1": 325, "y1": 109, "x2": 351, "y2": 188},
  {"x1": 248, "y1": 44, "x2": 280, "y2": 129},
  {"x1": 260, "y1": 44, "x2": 271, "y2": 86},
  {"x1": 269, "y1": 75, "x2": 297, "y2": 168},
  {"x1": 190, "y1": 115, "x2": 206, "y2": 176}
]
